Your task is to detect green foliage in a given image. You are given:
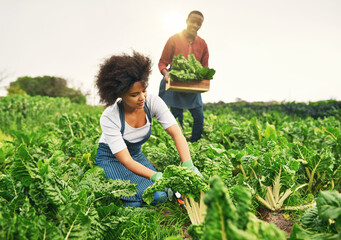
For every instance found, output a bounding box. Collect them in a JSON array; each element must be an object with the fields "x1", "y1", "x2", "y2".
[
  {"x1": 9, "y1": 75, "x2": 86, "y2": 104},
  {"x1": 1, "y1": 94, "x2": 341, "y2": 239},
  {"x1": 143, "y1": 165, "x2": 209, "y2": 204},
  {"x1": 0, "y1": 95, "x2": 139, "y2": 239},
  {"x1": 289, "y1": 190, "x2": 341, "y2": 239},
  {"x1": 169, "y1": 53, "x2": 216, "y2": 82},
  {"x1": 196, "y1": 176, "x2": 287, "y2": 240},
  {"x1": 189, "y1": 140, "x2": 234, "y2": 184},
  {"x1": 204, "y1": 99, "x2": 341, "y2": 120},
  {"x1": 6, "y1": 84, "x2": 26, "y2": 96}
]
